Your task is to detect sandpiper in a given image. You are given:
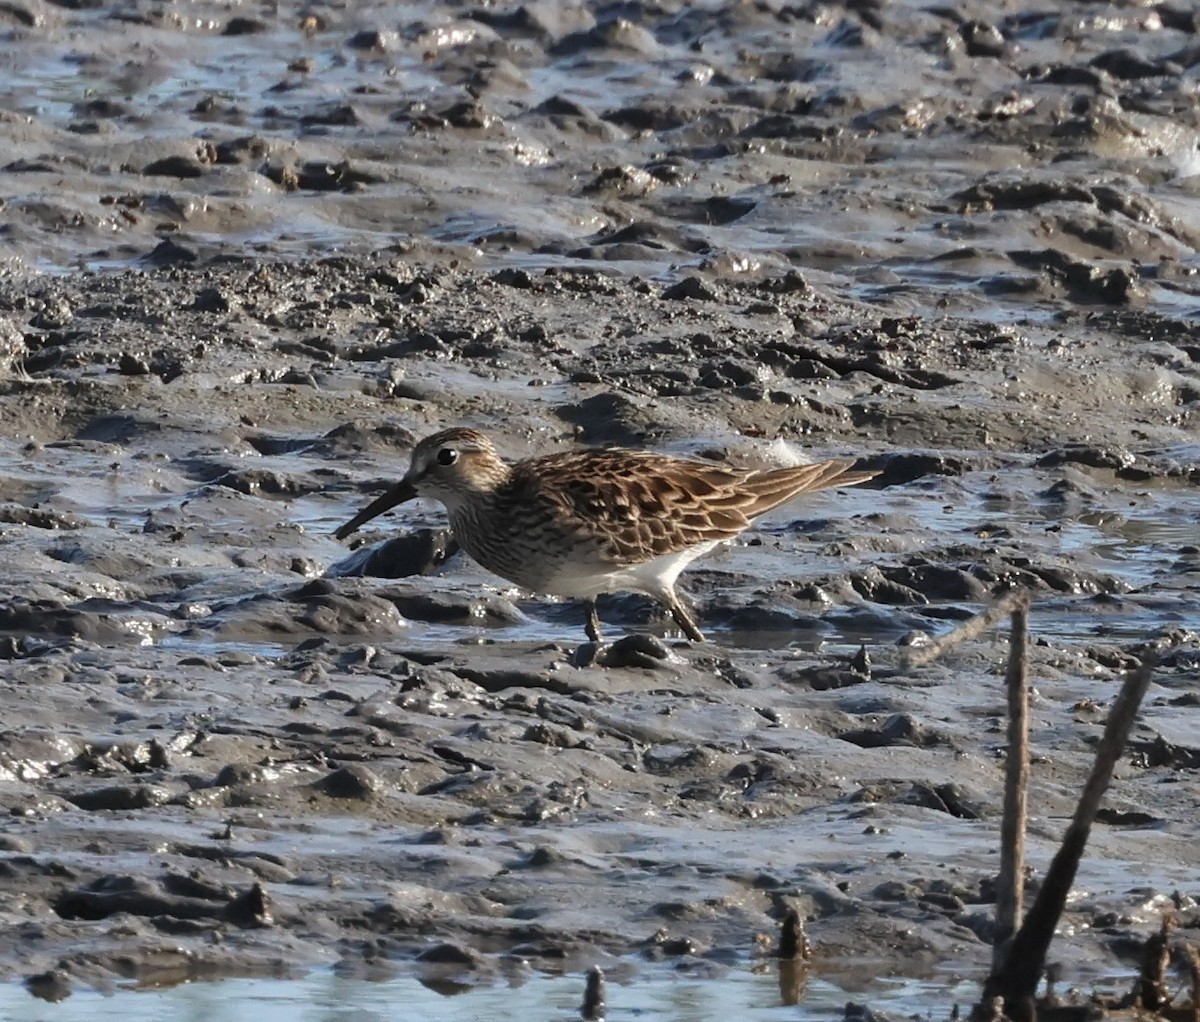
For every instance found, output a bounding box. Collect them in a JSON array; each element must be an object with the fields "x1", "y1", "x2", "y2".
[{"x1": 336, "y1": 427, "x2": 876, "y2": 643}]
